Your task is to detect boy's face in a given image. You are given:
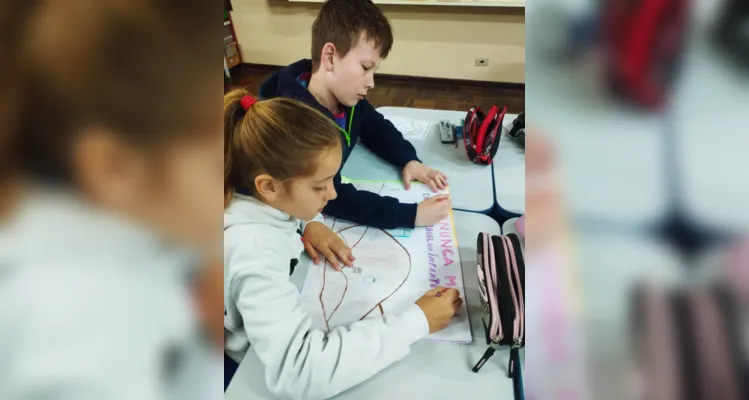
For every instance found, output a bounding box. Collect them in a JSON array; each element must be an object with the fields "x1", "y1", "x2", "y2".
[{"x1": 327, "y1": 33, "x2": 382, "y2": 108}]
